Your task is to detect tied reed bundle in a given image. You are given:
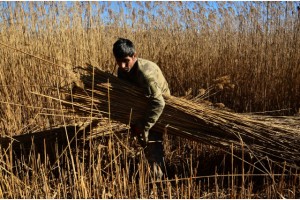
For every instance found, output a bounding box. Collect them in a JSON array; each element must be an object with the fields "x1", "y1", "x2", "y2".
[{"x1": 62, "y1": 65, "x2": 300, "y2": 166}]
